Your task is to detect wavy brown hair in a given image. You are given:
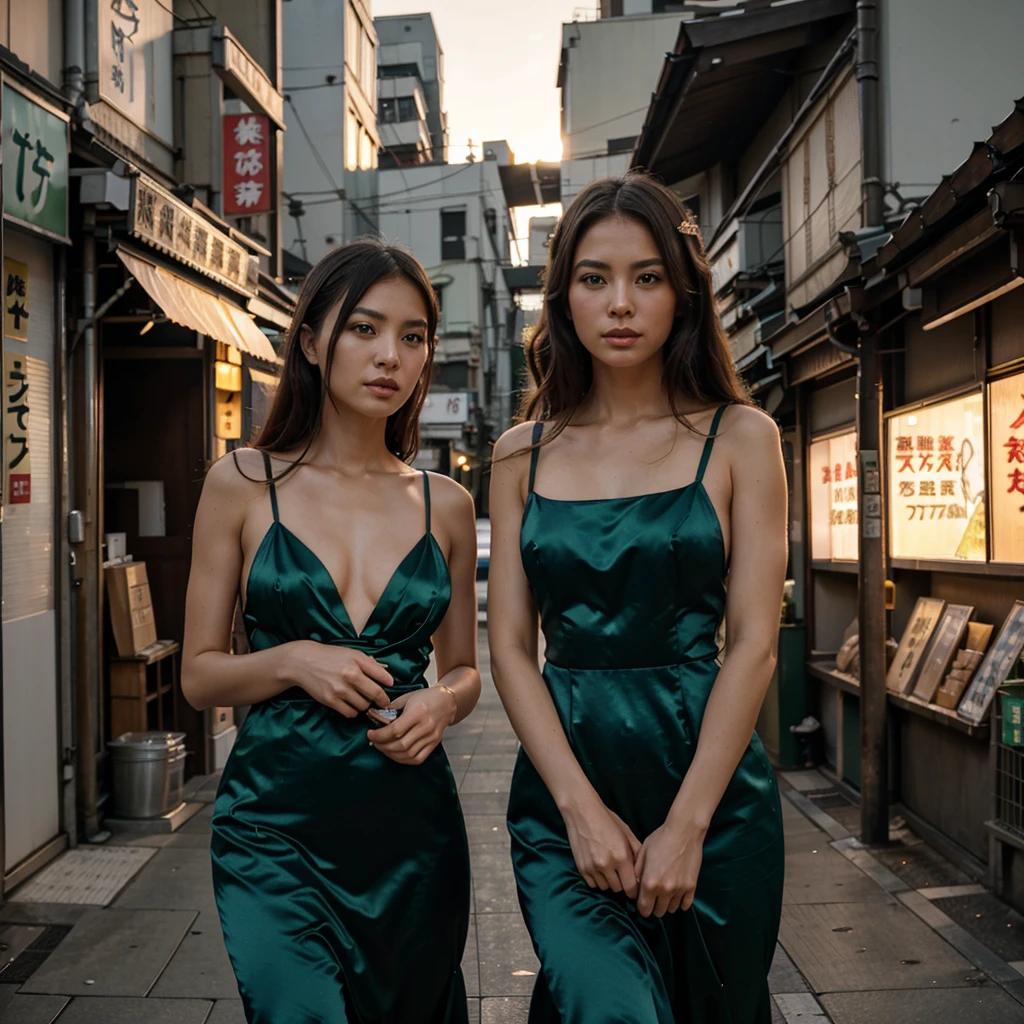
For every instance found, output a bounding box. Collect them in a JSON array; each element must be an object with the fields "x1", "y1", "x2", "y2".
[
  {"x1": 254, "y1": 239, "x2": 438, "y2": 469},
  {"x1": 519, "y1": 170, "x2": 749, "y2": 440}
]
